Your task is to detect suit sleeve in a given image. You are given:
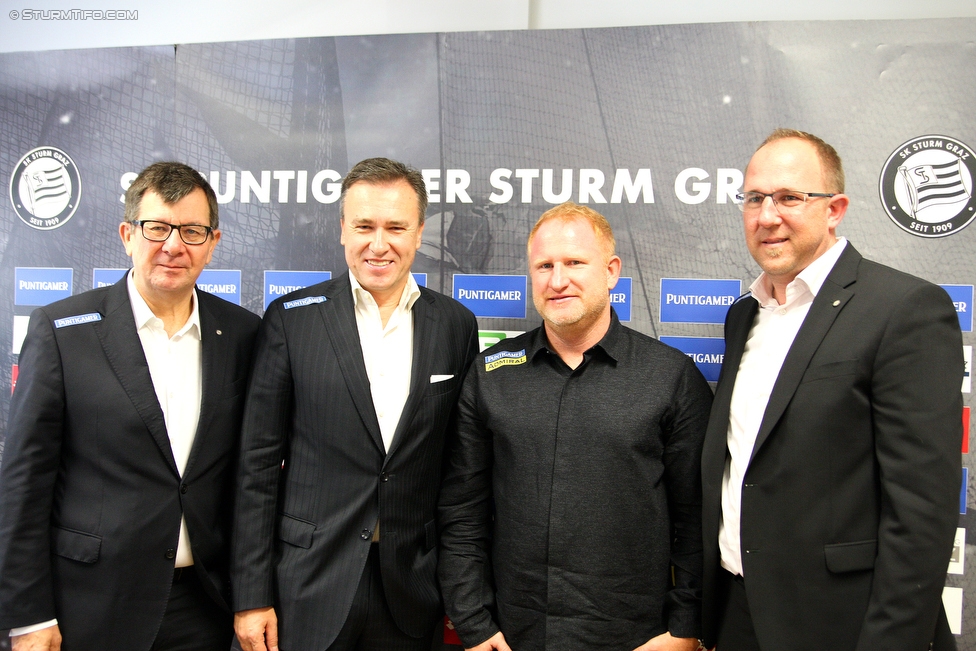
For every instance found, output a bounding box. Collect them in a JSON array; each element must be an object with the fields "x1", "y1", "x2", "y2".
[
  {"x1": 857, "y1": 281, "x2": 962, "y2": 650},
  {"x1": 231, "y1": 303, "x2": 293, "y2": 612},
  {"x1": 0, "y1": 309, "x2": 65, "y2": 630},
  {"x1": 662, "y1": 356, "x2": 712, "y2": 639},
  {"x1": 437, "y1": 360, "x2": 502, "y2": 648}
]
